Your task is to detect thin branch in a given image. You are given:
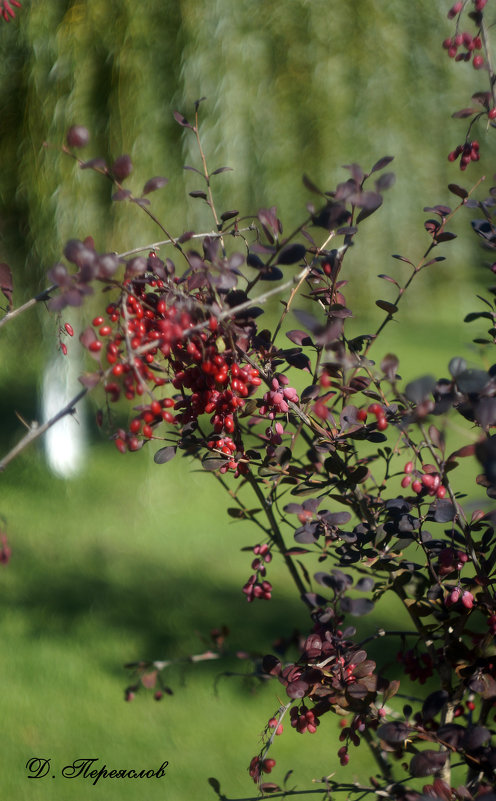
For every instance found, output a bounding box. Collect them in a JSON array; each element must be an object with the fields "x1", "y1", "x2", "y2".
[
  {"x1": 0, "y1": 387, "x2": 87, "y2": 472},
  {"x1": 0, "y1": 284, "x2": 57, "y2": 331},
  {"x1": 116, "y1": 228, "x2": 254, "y2": 259}
]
